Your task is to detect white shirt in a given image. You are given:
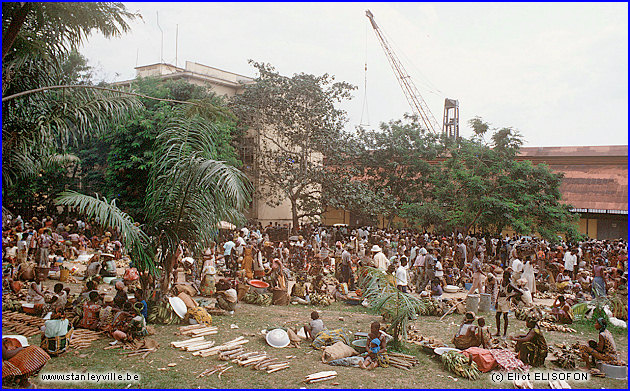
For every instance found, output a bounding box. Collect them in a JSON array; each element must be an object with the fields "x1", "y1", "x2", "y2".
[
  {"x1": 373, "y1": 252, "x2": 389, "y2": 271},
  {"x1": 435, "y1": 260, "x2": 444, "y2": 277},
  {"x1": 563, "y1": 251, "x2": 577, "y2": 271},
  {"x1": 223, "y1": 241, "x2": 235, "y2": 255},
  {"x1": 512, "y1": 258, "x2": 523, "y2": 273},
  {"x1": 395, "y1": 266, "x2": 408, "y2": 286}
]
